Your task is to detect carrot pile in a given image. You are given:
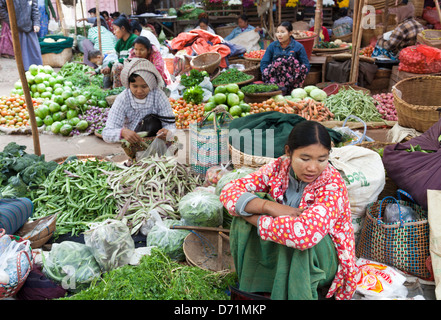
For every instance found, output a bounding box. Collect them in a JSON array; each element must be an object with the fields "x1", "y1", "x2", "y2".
[
  {"x1": 247, "y1": 98, "x2": 334, "y2": 121},
  {"x1": 286, "y1": 99, "x2": 334, "y2": 121}
]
